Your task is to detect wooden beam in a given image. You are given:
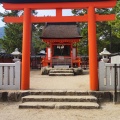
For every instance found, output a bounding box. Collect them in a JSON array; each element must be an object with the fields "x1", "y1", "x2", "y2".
[
  {"x1": 3, "y1": 1, "x2": 117, "y2": 10},
  {"x1": 96, "y1": 14, "x2": 115, "y2": 21},
  {"x1": 4, "y1": 15, "x2": 88, "y2": 23},
  {"x1": 4, "y1": 14, "x2": 115, "y2": 23},
  {"x1": 56, "y1": 9, "x2": 62, "y2": 17},
  {"x1": 43, "y1": 39, "x2": 80, "y2": 43},
  {"x1": 31, "y1": 15, "x2": 88, "y2": 22},
  {"x1": 4, "y1": 16, "x2": 23, "y2": 23}
]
